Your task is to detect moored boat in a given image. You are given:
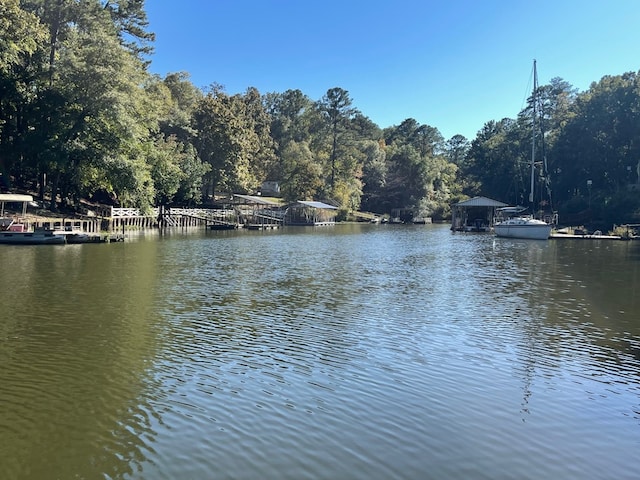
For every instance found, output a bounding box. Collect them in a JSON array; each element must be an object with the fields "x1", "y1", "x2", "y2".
[
  {"x1": 494, "y1": 60, "x2": 555, "y2": 240},
  {"x1": 0, "y1": 226, "x2": 66, "y2": 244},
  {"x1": 0, "y1": 194, "x2": 66, "y2": 244},
  {"x1": 493, "y1": 214, "x2": 552, "y2": 240}
]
